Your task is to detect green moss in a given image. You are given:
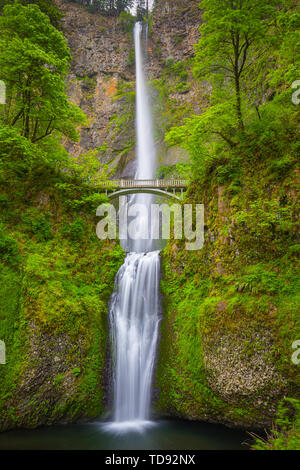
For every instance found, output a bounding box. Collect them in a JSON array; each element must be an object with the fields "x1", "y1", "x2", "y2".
[
  {"x1": 155, "y1": 155, "x2": 299, "y2": 429},
  {"x1": 0, "y1": 173, "x2": 124, "y2": 431}
]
